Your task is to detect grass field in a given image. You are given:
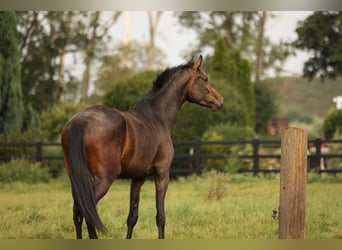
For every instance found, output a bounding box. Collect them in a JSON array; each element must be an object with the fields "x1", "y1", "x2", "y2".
[{"x1": 0, "y1": 172, "x2": 341, "y2": 239}]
